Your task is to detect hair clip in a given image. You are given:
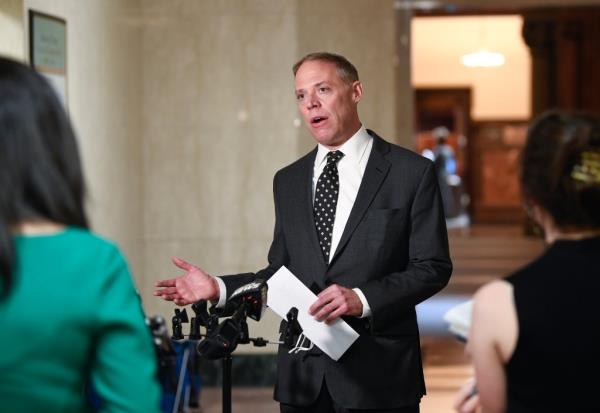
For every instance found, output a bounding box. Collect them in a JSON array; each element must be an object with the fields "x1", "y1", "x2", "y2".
[{"x1": 571, "y1": 151, "x2": 600, "y2": 184}]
